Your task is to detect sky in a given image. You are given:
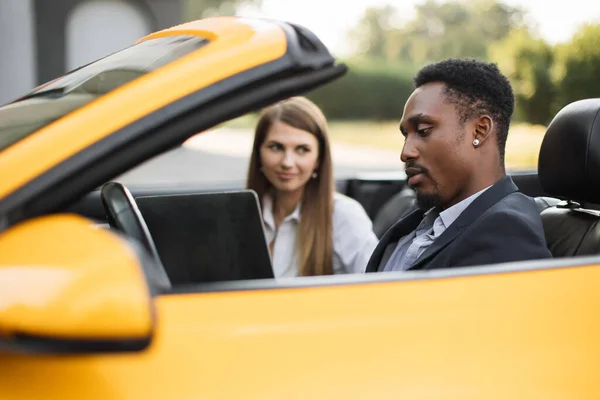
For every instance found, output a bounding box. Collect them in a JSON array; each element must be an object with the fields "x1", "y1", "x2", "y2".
[{"x1": 237, "y1": 0, "x2": 600, "y2": 56}]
